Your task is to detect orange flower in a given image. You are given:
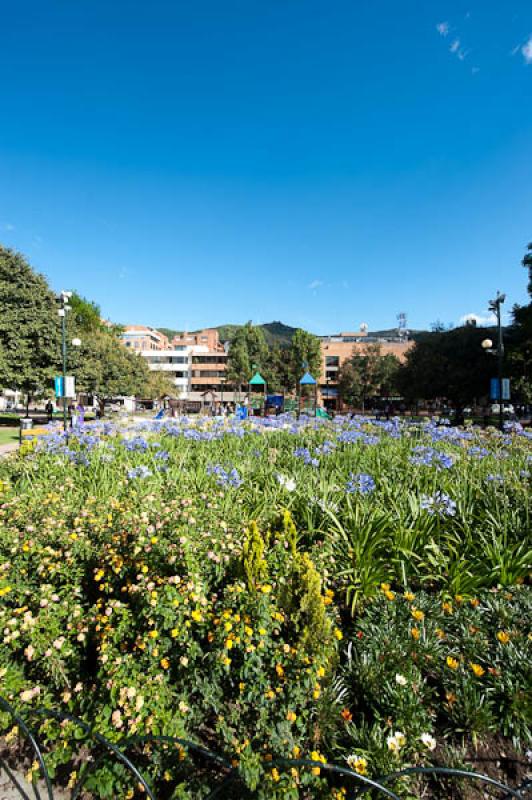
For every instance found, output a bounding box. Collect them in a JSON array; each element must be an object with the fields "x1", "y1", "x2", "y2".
[
  {"x1": 411, "y1": 627, "x2": 421, "y2": 641},
  {"x1": 341, "y1": 708, "x2": 353, "y2": 722},
  {"x1": 411, "y1": 608, "x2": 425, "y2": 621},
  {"x1": 470, "y1": 662, "x2": 485, "y2": 677},
  {"x1": 497, "y1": 631, "x2": 510, "y2": 645}
]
